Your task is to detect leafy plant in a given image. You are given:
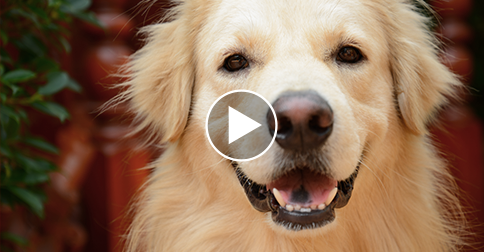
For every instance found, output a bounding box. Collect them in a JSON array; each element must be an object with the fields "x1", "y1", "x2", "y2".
[{"x1": 0, "y1": 0, "x2": 99, "y2": 248}]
